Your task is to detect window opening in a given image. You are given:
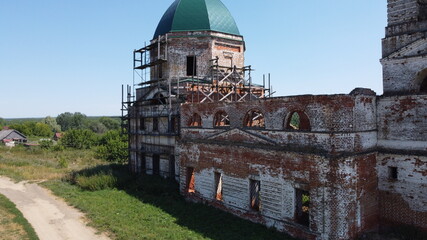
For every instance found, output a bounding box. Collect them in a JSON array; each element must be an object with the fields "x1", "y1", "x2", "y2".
[
  {"x1": 244, "y1": 110, "x2": 265, "y2": 128},
  {"x1": 152, "y1": 92, "x2": 166, "y2": 105},
  {"x1": 153, "y1": 117, "x2": 159, "y2": 132},
  {"x1": 421, "y1": 76, "x2": 427, "y2": 93},
  {"x1": 388, "y1": 166, "x2": 398, "y2": 180},
  {"x1": 187, "y1": 56, "x2": 197, "y2": 76},
  {"x1": 153, "y1": 154, "x2": 160, "y2": 175},
  {"x1": 169, "y1": 155, "x2": 175, "y2": 180},
  {"x1": 169, "y1": 116, "x2": 178, "y2": 133},
  {"x1": 187, "y1": 167, "x2": 195, "y2": 193},
  {"x1": 419, "y1": 1, "x2": 427, "y2": 21},
  {"x1": 286, "y1": 111, "x2": 311, "y2": 131},
  {"x1": 295, "y1": 189, "x2": 310, "y2": 227},
  {"x1": 140, "y1": 118, "x2": 145, "y2": 131},
  {"x1": 158, "y1": 63, "x2": 163, "y2": 79},
  {"x1": 188, "y1": 113, "x2": 202, "y2": 127},
  {"x1": 214, "y1": 172, "x2": 223, "y2": 200},
  {"x1": 141, "y1": 154, "x2": 146, "y2": 172},
  {"x1": 214, "y1": 111, "x2": 230, "y2": 127},
  {"x1": 250, "y1": 179, "x2": 261, "y2": 211}
]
